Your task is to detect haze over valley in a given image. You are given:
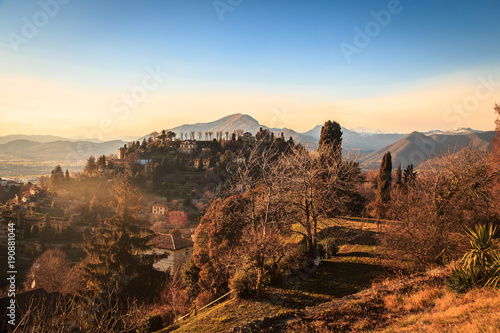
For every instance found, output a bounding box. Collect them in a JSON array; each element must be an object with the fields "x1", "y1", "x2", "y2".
[{"x1": 0, "y1": 113, "x2": 494, "y2": 177}]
